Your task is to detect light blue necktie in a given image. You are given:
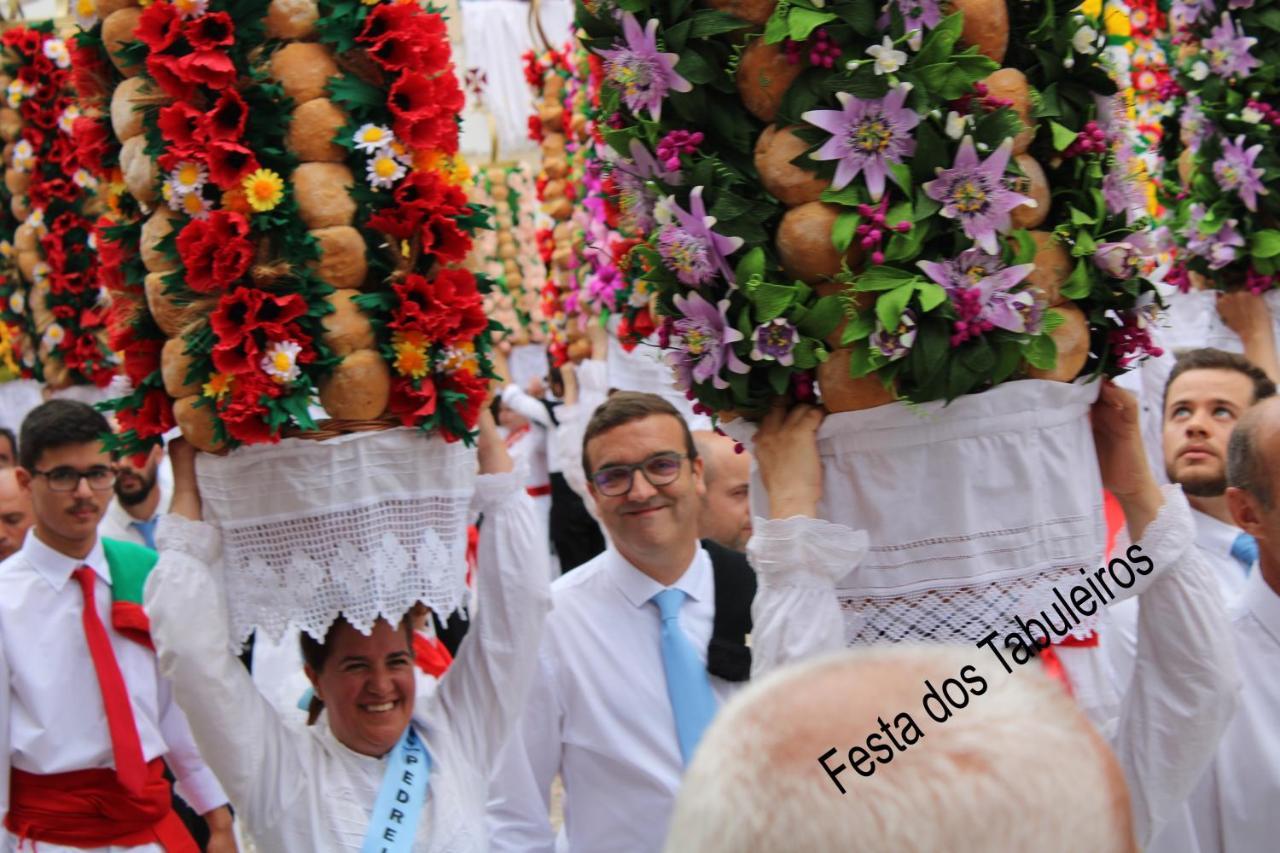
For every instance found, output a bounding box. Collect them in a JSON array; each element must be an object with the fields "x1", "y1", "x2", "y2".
[
  {"x1": 651, "y1": 588, "x2": 718, "y2": 765},
  {"x1": 1230, "y1": 532, "x2": 1257, "y2": 574},
  {"x1": 130, "y1": 517, "x2": 158, "y2": 551}
]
